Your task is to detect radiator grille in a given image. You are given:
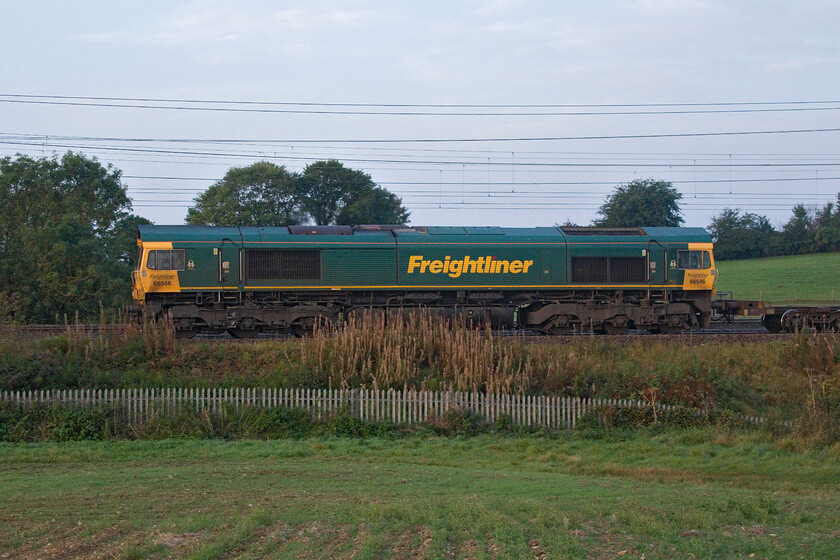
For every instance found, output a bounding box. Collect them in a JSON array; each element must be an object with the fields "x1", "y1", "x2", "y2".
[
  {"x1": 571, "y1": 257, "x2": 609, "y2": 283},
  {"x1": 247, "y1": 249, "x2": 320, "y2": 280},
  {"x1": 609, "y1": 256, "x2": 647, "y2": 283},
  {"x1": 571, "y1": 256, "x2": 647, "y2": 283}
]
